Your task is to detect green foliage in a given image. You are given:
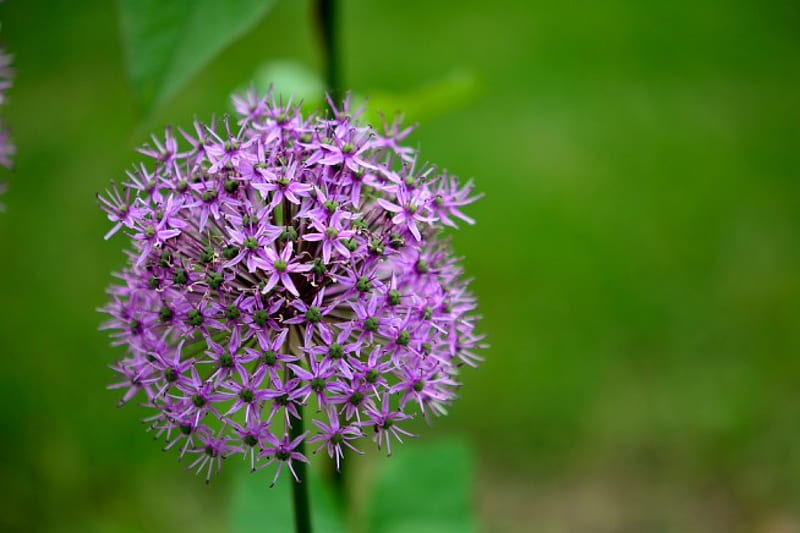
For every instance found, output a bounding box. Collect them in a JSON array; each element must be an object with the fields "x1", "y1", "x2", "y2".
[
  {"x1": 366, "y1": 438, "x2": 477, "y2": 533},
  {"x1": 118, "y1": 0, "x2": 276, "y2": 114},
  {"x1": 230, "y1": 465, "x2": 345, "y2": 533},
  {"x1": 230, "y1": 438, "x2": 478, "y2": 532},
  {"x1": 355, "y1": 70, "x2": 481, "y2": 127},
  {"x1": 243, "y1": 62, "x2": 479, "y2": 125},
  {"x1": 250, "y1": 60, "x2": 326, "y2": 111}
]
